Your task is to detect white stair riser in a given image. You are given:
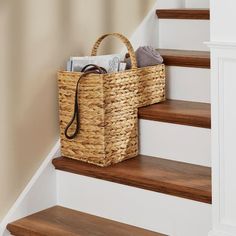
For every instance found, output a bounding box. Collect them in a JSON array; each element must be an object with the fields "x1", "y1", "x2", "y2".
[
  {"x1": 57, "y1": 171, "x2": 212, "y2": 236},
  {"x1": 140, "y1": 120, "x2": 211, "y2": 167},
  {"x1": 166, "y1": 66, "x2": 210, "y2": 103},
  {"x1": 157, "y1": 0, "x2": 185, "y2": 9},
  {"x1": 158, "y1": 20, "x2": 210, "y2": 51},
  {"x1": 185, "y1": 0, "x2": 210, "y2": 8}
]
